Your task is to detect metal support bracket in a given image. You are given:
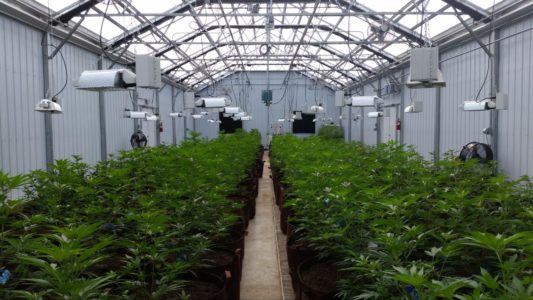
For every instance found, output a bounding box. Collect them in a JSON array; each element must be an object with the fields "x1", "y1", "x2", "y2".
[
  {"x1": 48, "y1": 9, "x2": 89, "y2": 60},
  {"x1": 454, "y1": 8, "x2": 493, "y2": 57}
]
